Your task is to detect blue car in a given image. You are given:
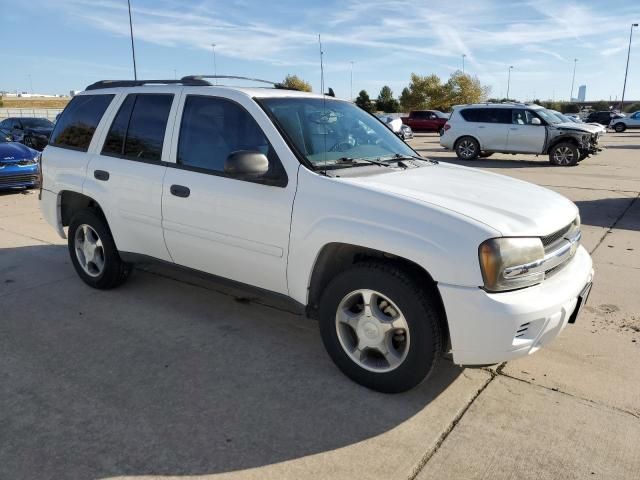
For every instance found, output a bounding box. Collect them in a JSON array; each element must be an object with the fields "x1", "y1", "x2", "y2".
[{"x1": 0, "y1": 128, "x2": 40, "y2": 190}]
